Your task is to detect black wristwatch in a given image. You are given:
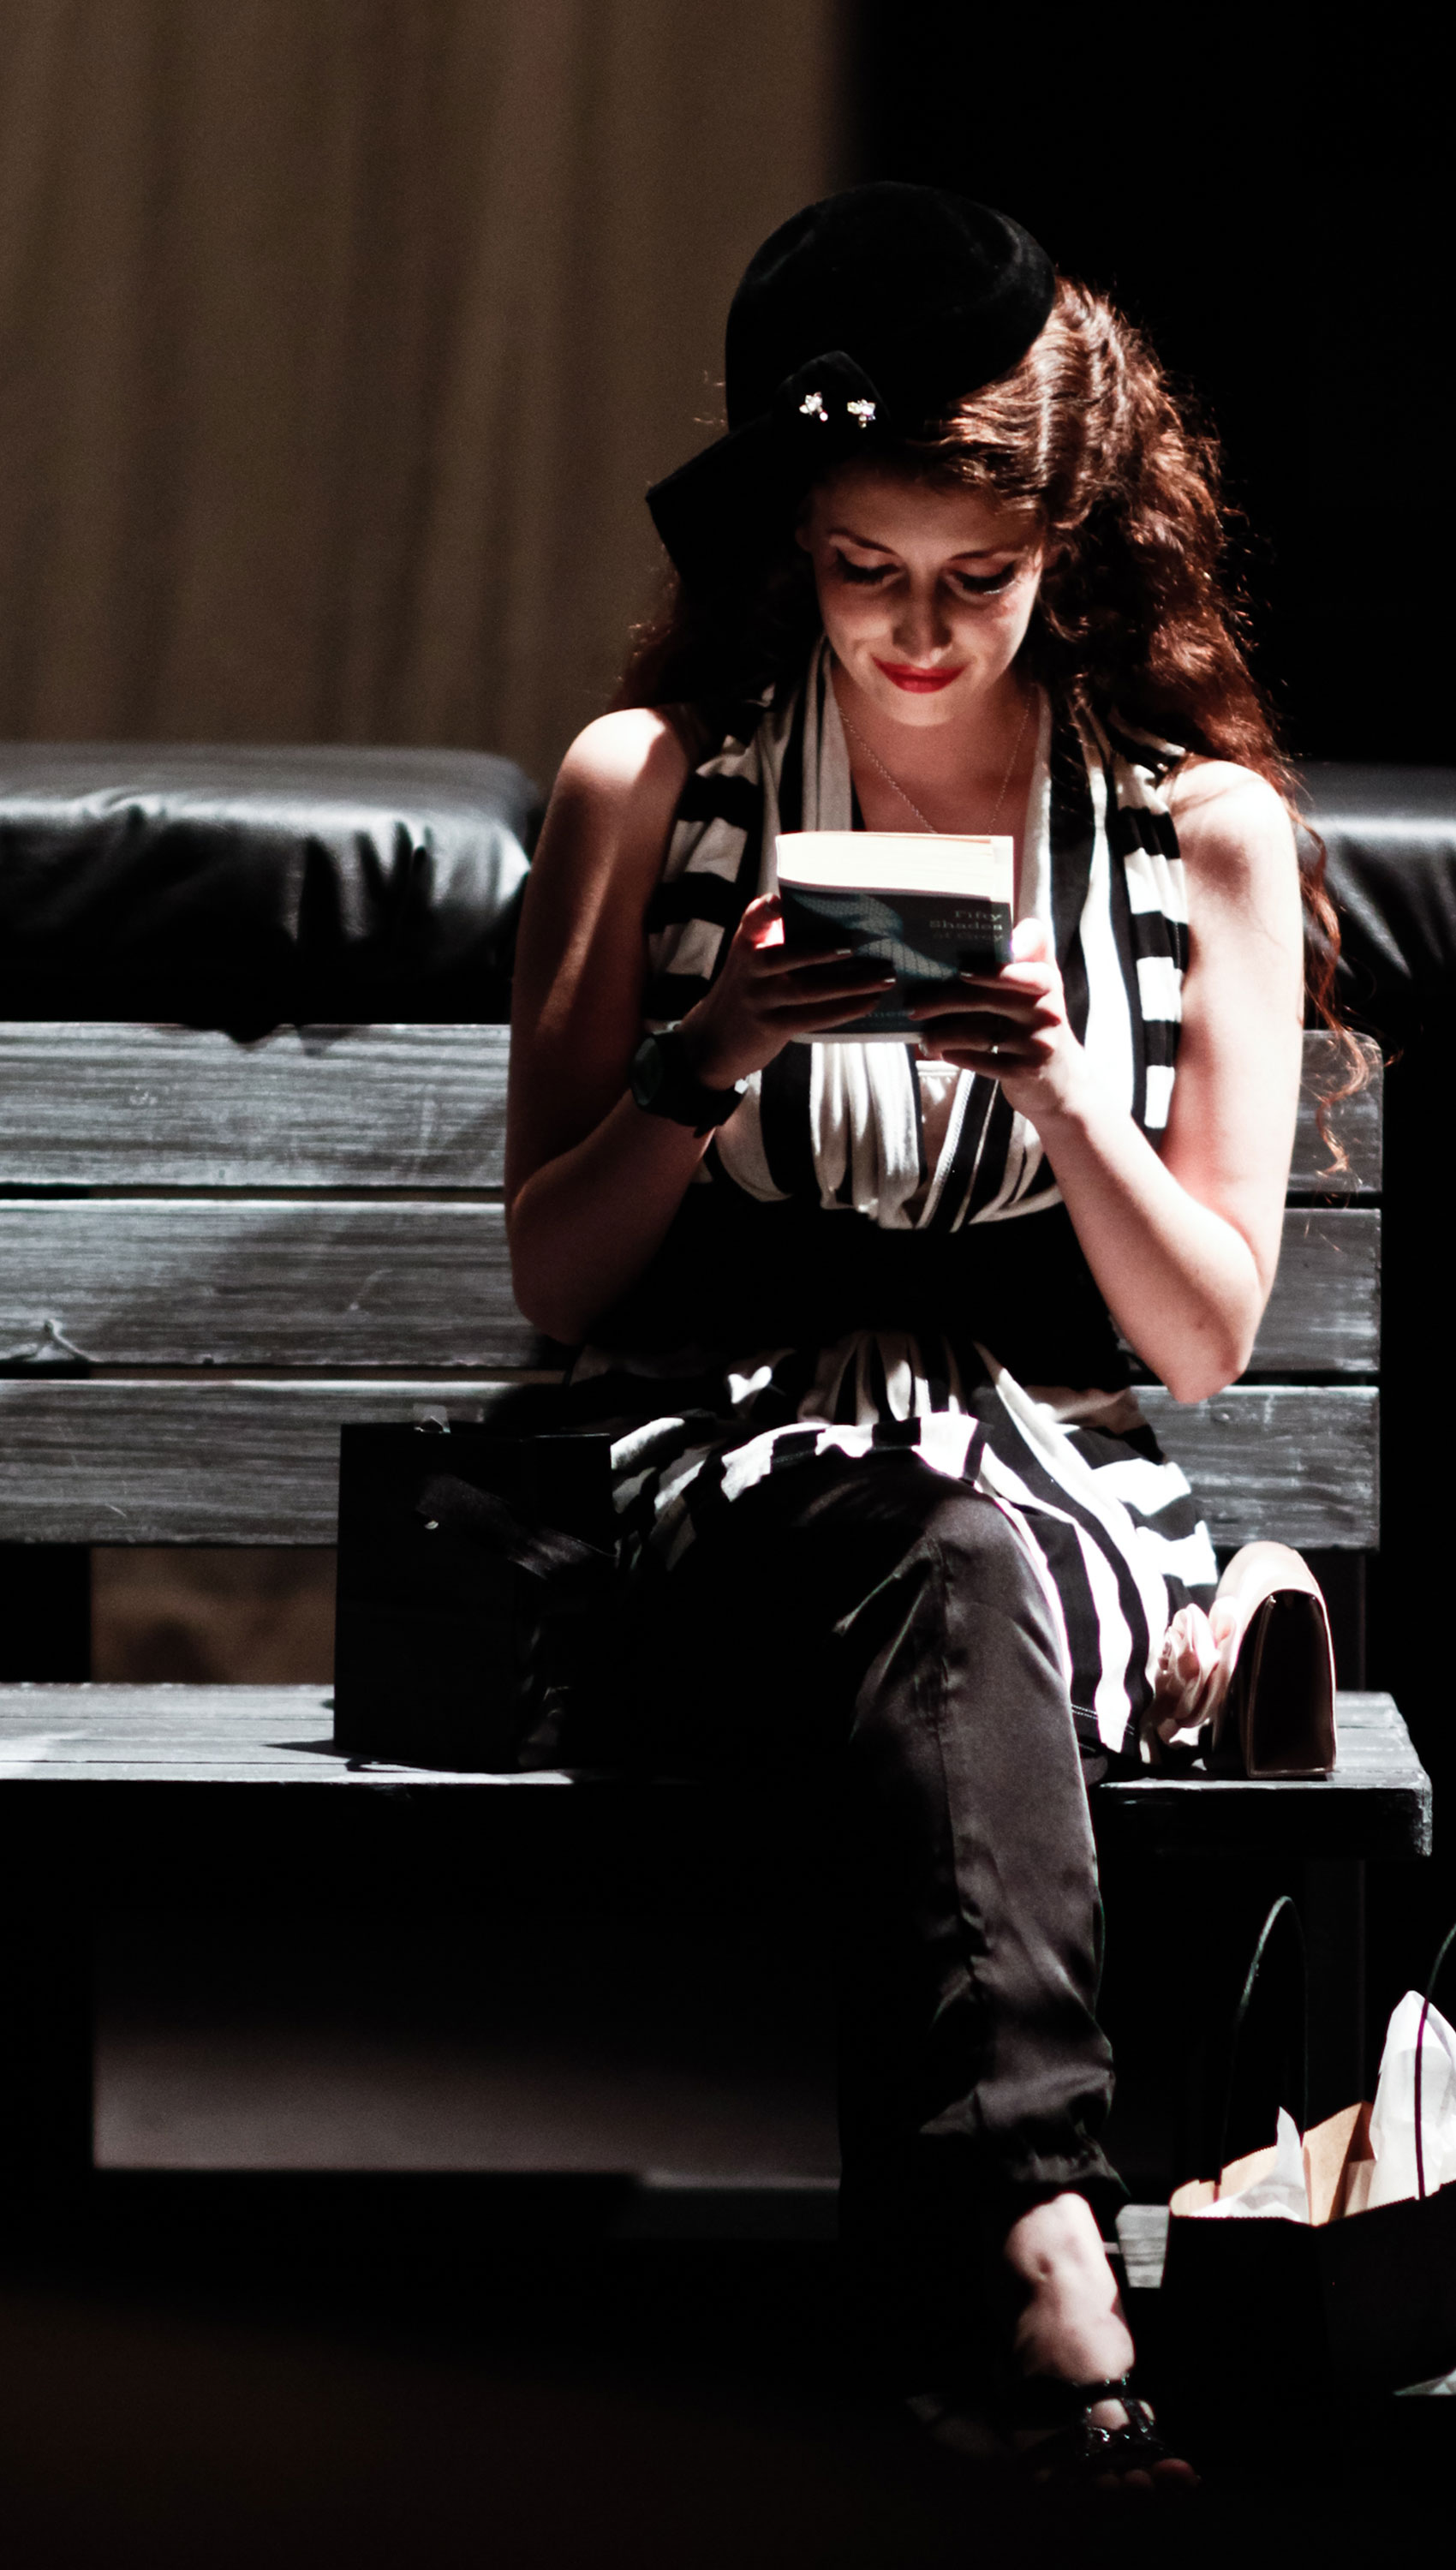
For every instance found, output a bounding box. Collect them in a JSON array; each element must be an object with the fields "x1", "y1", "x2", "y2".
[{"x1": 630, "y1": 1030, "x2": 745, "y2": 1133}]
